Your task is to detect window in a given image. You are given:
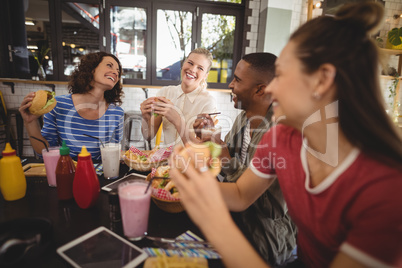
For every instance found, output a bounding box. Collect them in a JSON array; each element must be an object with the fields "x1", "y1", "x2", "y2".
[
  {"x1": 201, "y1": 13, "x2": 237, "y2": 84},
  {"x1": 110, "y1": 5, "x2": 148, "y2": 81},
  {"x1": 25, "y1": 0, "x2": 52, "y2": 80},
  {"x1": 2, "y1": 0, "x2": 244, "y2": 89},
  {"x1": 155, "y1": 6, "x2": 194, "y2": 85},
  {"x1": 62, "y1": 2, "x2": 101, "y2": 76}
]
